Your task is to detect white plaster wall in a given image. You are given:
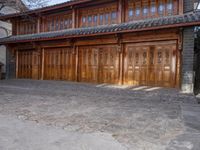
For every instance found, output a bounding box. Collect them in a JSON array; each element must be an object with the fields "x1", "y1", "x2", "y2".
[
  {"x1": 0, "y1": 27, "x2": 9, "y2": 73},
  {"x1": 0, "y1": 6, "x2": 16, "y2": 74},
  {"x1": 1, "y1": 6, "x2": 18, "y2": 14}
]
